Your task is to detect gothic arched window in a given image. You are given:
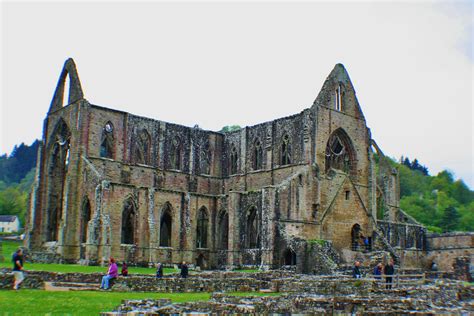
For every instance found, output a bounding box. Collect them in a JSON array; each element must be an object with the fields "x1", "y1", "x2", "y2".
[
  {"x1": 325, "y1": 128, "x2": 356, "y2": 175},
  {"x1": 135, "y1": 129, "x2": 151, "y2": 165},
  {"x1": 253, "y1": 139, "x2": 263, "y2": 170},
  {"x1": 200, "y1": 141, "x2": 211, "y2": 175},
  {"x1": 230, "y1": 145, "x2": 238, "y2": 175},
  {"x1": 80, "y1": 197, "x2": 91, "y2": 243},
  {"x1": 169, "y1": 137, "x2": 182, "y2": 170},
  {"x1": 280, "y1": 134, "x2": 291, "y2": 165},
  {"x1": 121, "y1": 199, "x2": 136, "y2": 245},
  {"x1": 196, "y1": 207, "x2": 209, "y2": 248},
  {"x1": 100, "y1": 122, "x2": 114, "y2": 159},
  {"x1": 46, "y1": 118, "x2": 71, "y2": 241},
  {"x1": 160, "y1": 203, "x2": 172, "y2": 247}
]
